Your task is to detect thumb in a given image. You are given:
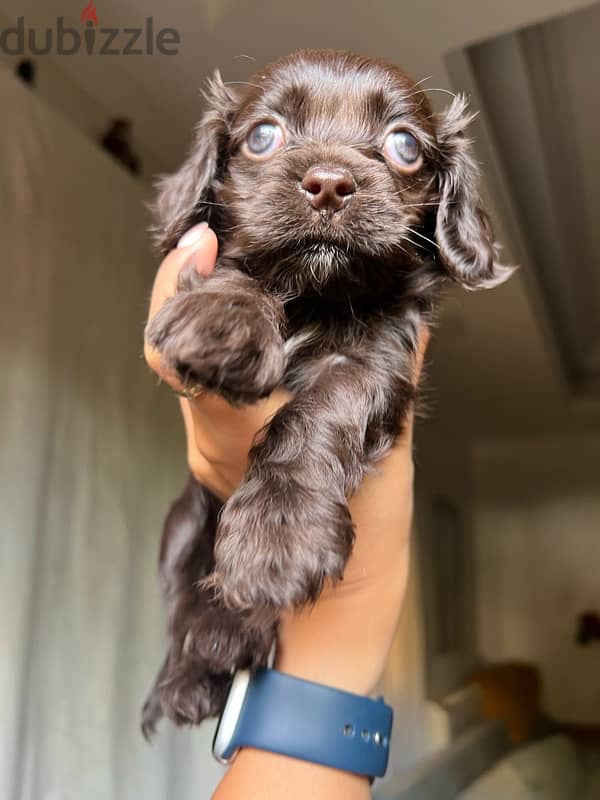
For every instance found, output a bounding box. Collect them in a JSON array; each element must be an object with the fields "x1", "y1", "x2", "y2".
[
  {"x1": 147, "y1": 223, "x2": 218, "y2": 321},
  {"x1": 144, "y1": 223, "x2": 218, "y2": 383}
]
